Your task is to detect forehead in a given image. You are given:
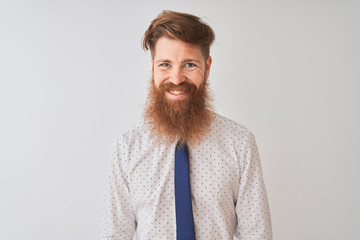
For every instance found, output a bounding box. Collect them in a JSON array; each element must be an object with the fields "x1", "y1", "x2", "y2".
[{"x1": 153, "y1": 37, "x2": 204, "y2": 61}]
